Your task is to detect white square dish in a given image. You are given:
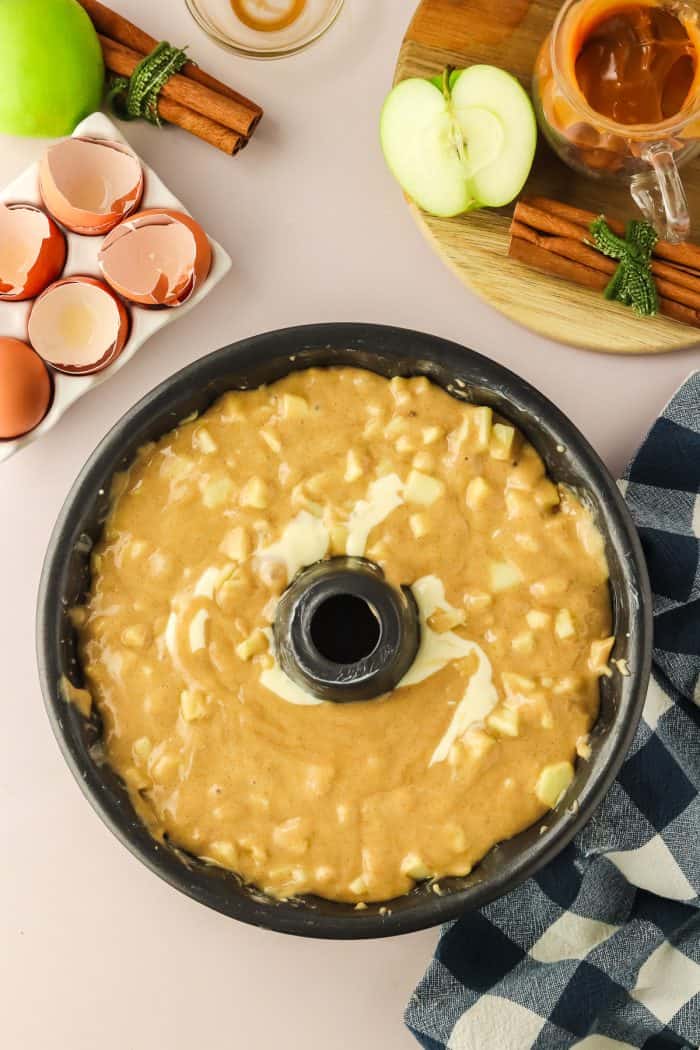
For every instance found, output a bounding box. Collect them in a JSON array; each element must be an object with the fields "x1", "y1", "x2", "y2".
[{"x1": 0, "y1": 111, "x2": 232, "y2": 464}]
